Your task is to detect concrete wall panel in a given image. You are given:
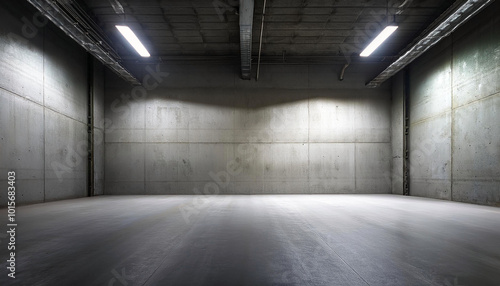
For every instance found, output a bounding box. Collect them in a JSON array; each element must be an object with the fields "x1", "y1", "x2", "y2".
[
  {"x1": 105, "y1": 143, "x2": 145, "y2": 182},
  {"x1": 44, "y1": 109, "x2": 87, "y2": 201},
  {"x1": 452, "y1": 181, "x2": 500, "y2": 207},
  {"x1": 391, "y1": 72, "x2": 404, "y2": 195},
  {"x1": 309, "y1": 143, "x2": 355, "y2": 193},
  {"x1": 0, "y1": 90, "x2": 45, "y2": 205},
  {"x1": 308, "y1": 93, "x2": 355, "y2": 143},
  {"x1": 44, "y1": 27, "x2": 87, "y2": 123},
  {"x1": 355, "y1": 143, "x2": 391, "y2": 193},
  {"x1": 452, "y1": 16, "x2": 500, "y2": 108},
  {"x1": 392, "y1": 1, "x2": 500, "y2": 206},
  {"x1": 355, "y1": 92, "x2": 391, "y2": 143},
  {"x1": 105, "y1": 181, "x2": 145, "y2": 195},
  {"x1": 93, "y1": 60, "x2": 105, "y2": 196},
  {"x1": 0, "y1": 2, "x2": 44, "y2": 104},
  {"x1": 105, "y1": 63, "x2": 392, "y2": 195},
  {"x1": 409, "y1": 38, "x2": 452, "y2": 124},
  {"x1": 93, "y1": 60, "x2": 105, "y2": 128},
  {"x1": 104, "y1": 90, "x2": 146, "y2": 130},
  {"x1": 0, "y1": 1, "x2": 94, "y2": 206},
  {"x1": 409, "y1": 113, "x2": 452, "y2": 200},
  {"x1": 452, "y1": 95, "x2": 500, "y2": 205}
]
